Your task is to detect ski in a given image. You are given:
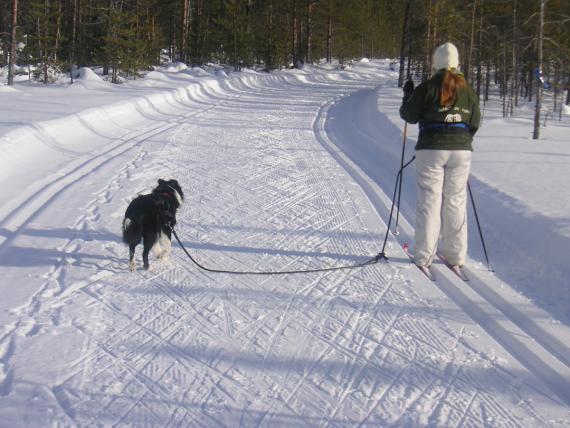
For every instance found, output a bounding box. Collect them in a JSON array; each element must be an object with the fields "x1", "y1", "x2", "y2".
[
  {"x1": 437, "y1": 254, "x2": 469, "y2": 282},
  {"x1": 402, "y1": 243, "x2": 435, "y2": 281}
]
